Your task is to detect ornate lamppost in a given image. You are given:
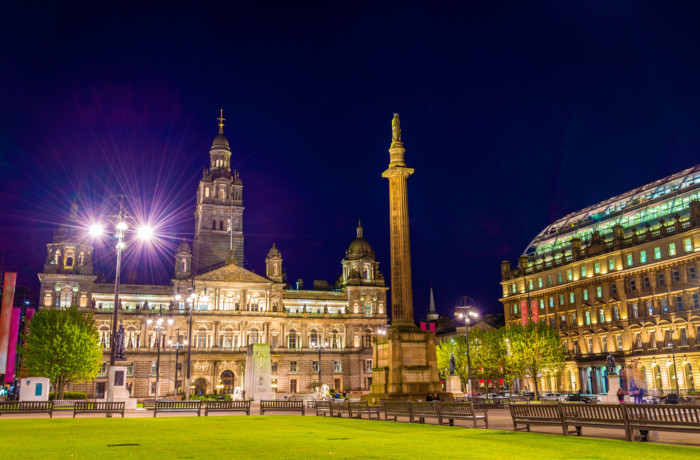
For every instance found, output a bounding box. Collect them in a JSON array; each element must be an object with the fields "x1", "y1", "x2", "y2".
[
  {"x1": 455, "y1": 296, "x2": 479, "y2": 396},
  {"x1": 183, "y1": 280, "x2": 208, "y2": 400},
  {"x1": 168, "y1": 328, "x2": 188, "y2": 398},
  {"x1": 147, "y1": 305, "x2": 173, "y2": 399}
]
